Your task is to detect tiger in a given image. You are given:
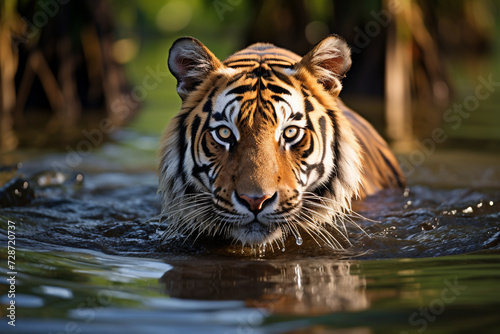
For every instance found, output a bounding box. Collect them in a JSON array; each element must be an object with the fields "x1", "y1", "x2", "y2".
[{"x1": 158, "y1": 35, "x2": 405, "y2": 251}]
